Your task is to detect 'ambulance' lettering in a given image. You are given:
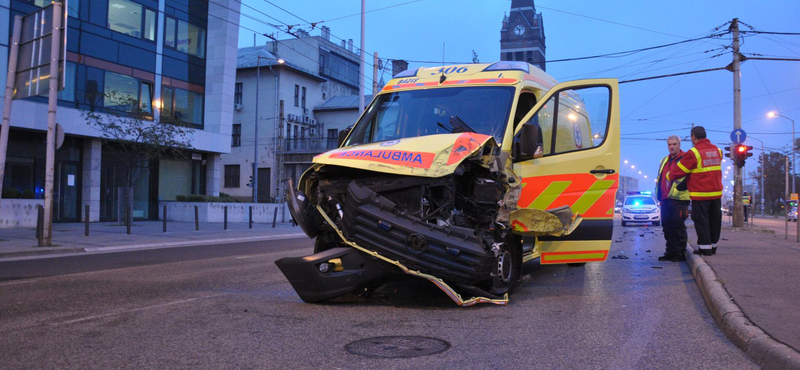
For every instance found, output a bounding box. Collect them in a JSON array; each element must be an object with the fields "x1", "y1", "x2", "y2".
[{"x1": 331, "y1": 149, "x2": 434, "y2": 169}]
